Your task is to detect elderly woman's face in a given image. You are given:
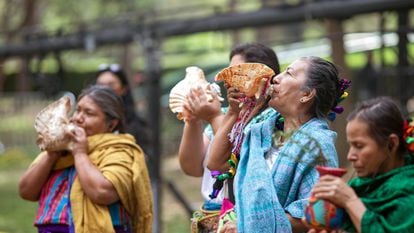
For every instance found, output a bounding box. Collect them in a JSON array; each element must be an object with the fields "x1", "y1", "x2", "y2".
[
  {"x1": 268, "y1": 59, "x2": 309, "y2": 111},
  {"x1": 71, "y1": 96, "x2": 110, "y2": 136},
  {"x1": 96, "y1": 72, "x2": 125, "y2": 96},
  {"x1": 346, "y1": 119, "x2": 389, "y2": 177}
]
